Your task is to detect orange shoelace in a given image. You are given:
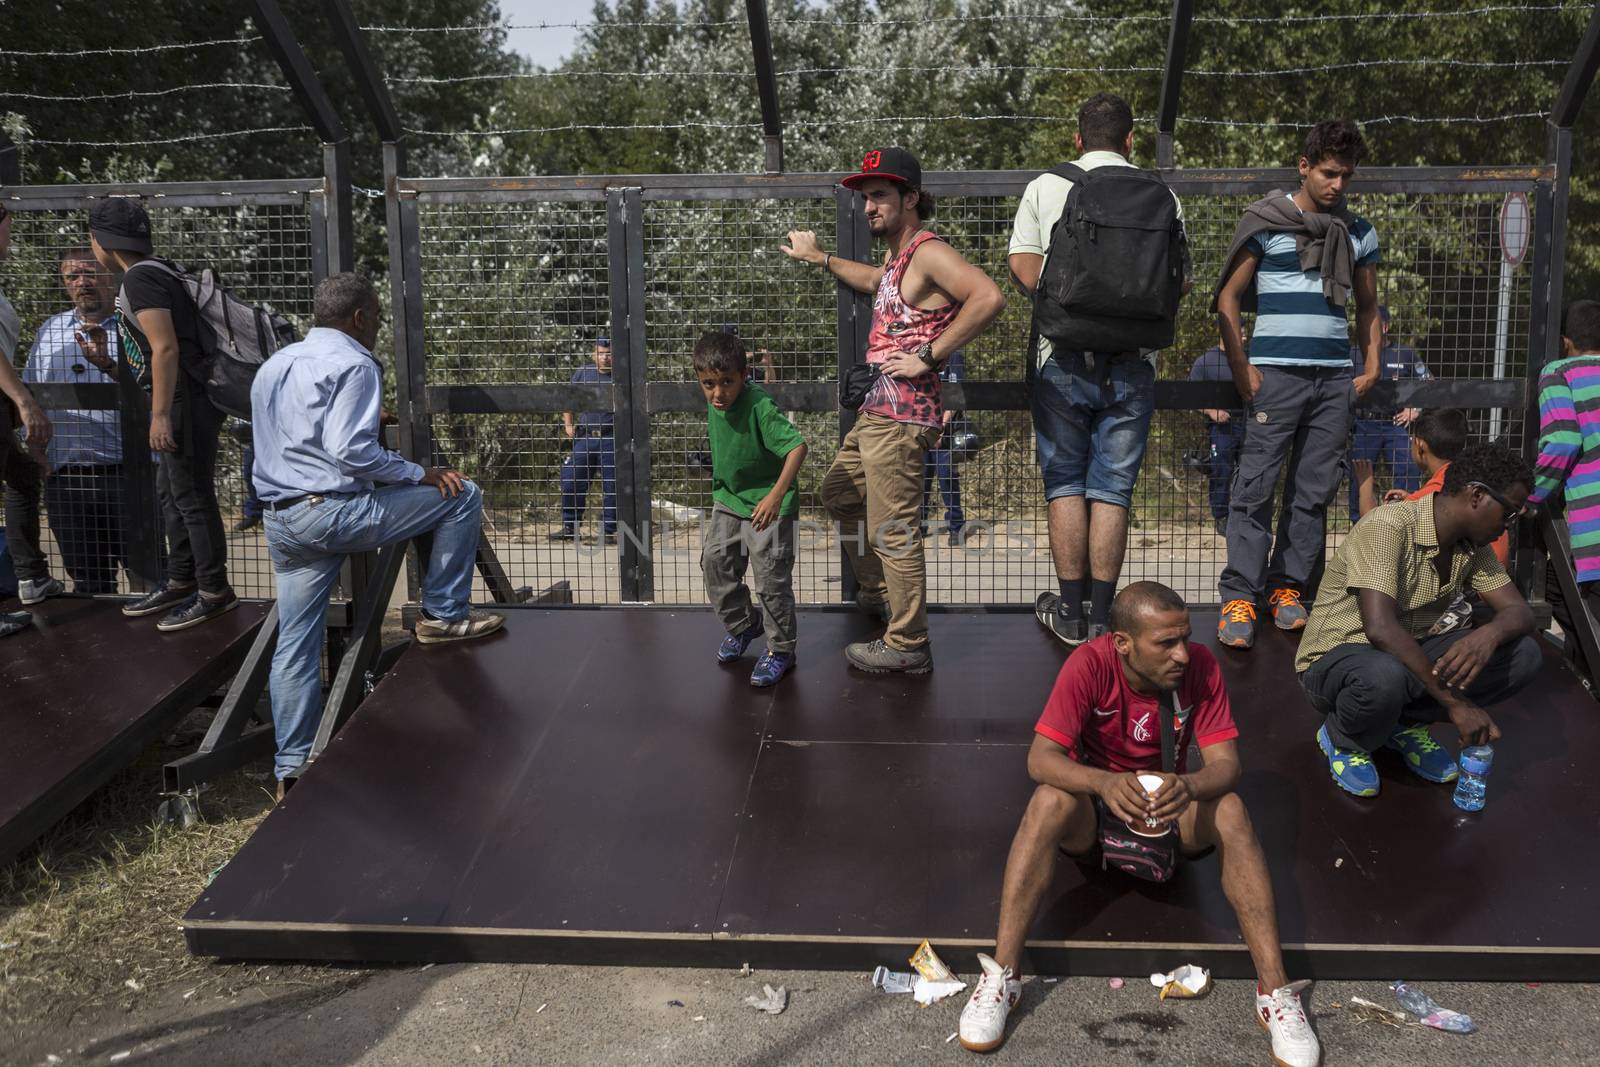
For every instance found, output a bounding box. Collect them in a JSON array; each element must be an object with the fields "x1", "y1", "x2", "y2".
[
  {"x1": 1221, "y1": 599, "x2": 1256, "y2": 623},
  {"x1": 1268, "y1": 588, "x2": 1304, "y2": 611}
]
